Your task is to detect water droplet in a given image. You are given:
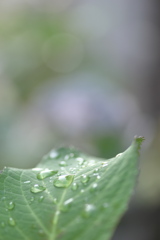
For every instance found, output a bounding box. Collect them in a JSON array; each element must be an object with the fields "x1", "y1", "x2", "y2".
[
  {"x1": 76, "y1": 157, "x2": 84, "y2": 165},
  {"x1": 53, "y1": 175, "x2": 74, "y2": 188},
  {"x1": 64, "y1": 198, "x2": 74, "y2": 205},
  {"x1": 72, "y1": 182, "x2": 78, "y2": 191},
  {"x1": 116, "y1": 153, "x2": 122, "y2": 157},
  {"x1": 61, "y1": 198, "x2": 73, "y2": 212},
  {"x1": 8, "y1": 217, "x2": 16, "y2": 226},
  {"x1": 53, "y1": 198, "x2": 58, "y2": 204},
  {"x1": 32, "y1": 168, "x2": 43, "y2": 172},
  {"x1": 24, "y1": 181, "x2": 31, "y2": 184},
  {"x1": 90, "y1": 183, "x2": 98, "y2": 192},
  {"x1": 82, "y1": 204, "x2": 96, "y2": 218},
  {"x1": 70, "y1": 153, "x2": 75, "y2": 157},
  {"x1": 65, "y1": 153, "x2": 75, "y2": 160},
  {"x1": 93, "y1": 173, "x2": 98, "y2": 176},
  {"x1": 7, "y1": 201, "x2": 15, "y2": 210},
  {"x1": 29, "y1": 196, "x2": 35, "y2": 204},
  {"x1": 88, "y1": 159, "x2": 96, "y2": 166},
  {"x1": 81, "y1": 189, "x2": 84, "y2": 193},
  {"x1": 69, "y1": 168, "x2": 74, "y2": 172},
  {"x1": 39, "y1": 196, "x2": 44, "y2": 202},
  {"x1": 81, "y1": 175, "x2": 90, "y2": 184},
  {"x1": 49, "y1": 150, "x2": 59, "y2": 159},
  {"x1": 37, "y1": 170, "x2": 58, "y2": 180},
  {"x1": 60, "y1": 167, "x2": 65, "y2": 172},
  {"x1": 97, "y1": 175, "x2": 101, "y2": 179},
  {"x1": 94, "y1": 168, "x2": 99, "y2": 173},
  {"x1": 59, "y1": 161, "x2": 67, "y2": 166},
  {"x1": 102, "y1": 162, "x2": 108, "y2": 167},
  {"x1": 64, "y1": 155, "x2": 70, "y2": 160},
  {"x1": 30, "y1": 184, "x2": 46, "y2": 193},
  {"x1": 1, "y1": 222, "x2": 5, "y2": 228}
]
